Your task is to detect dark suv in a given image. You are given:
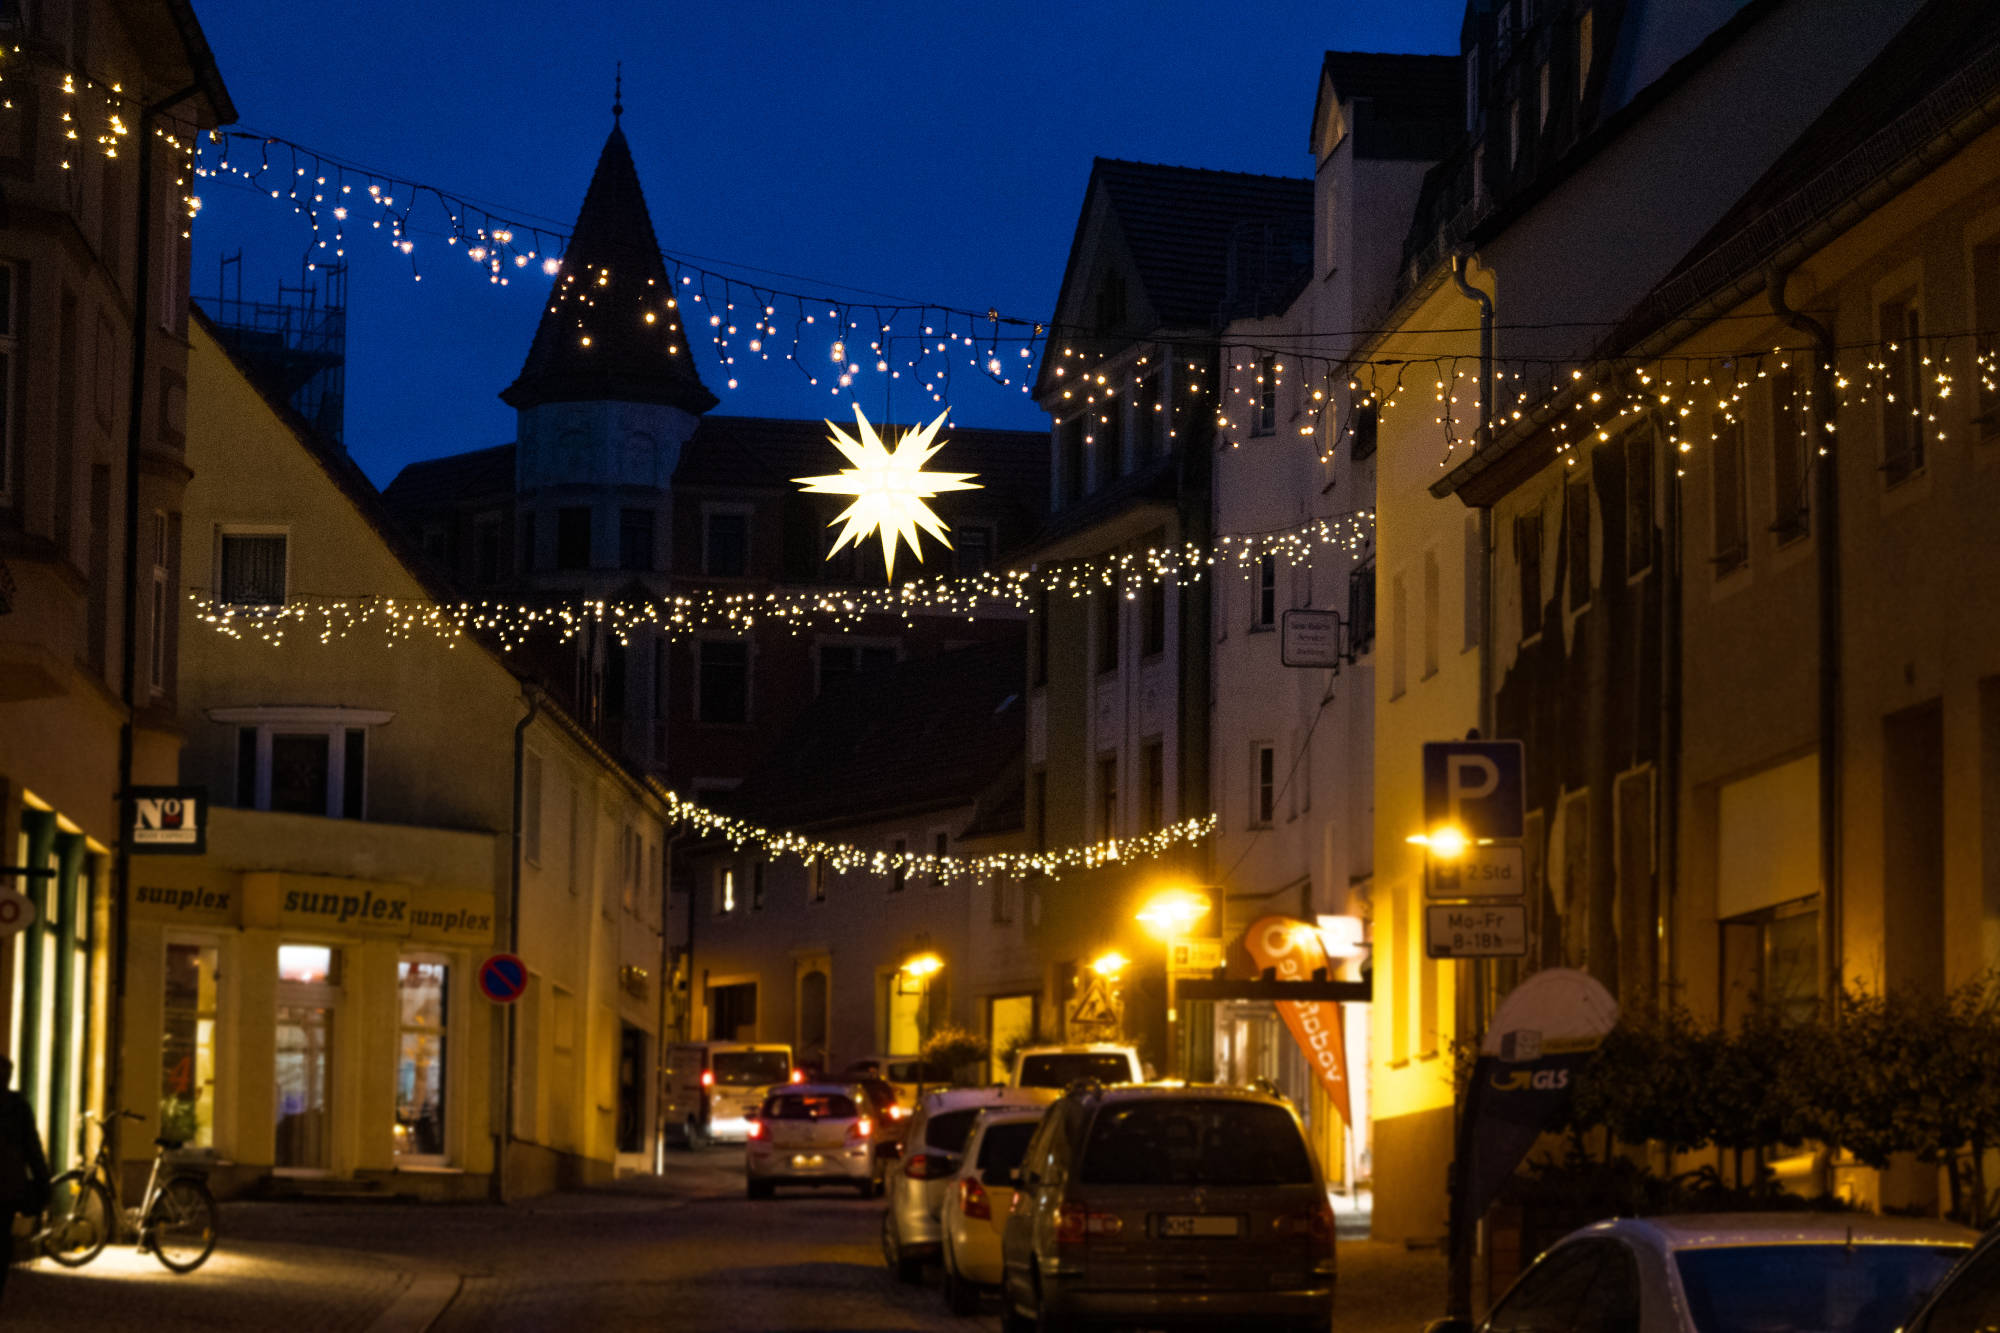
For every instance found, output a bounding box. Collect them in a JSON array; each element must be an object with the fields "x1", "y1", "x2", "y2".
[{"x1": 999, "y1": 1083, "x2": 1335, "y2": 1332}]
